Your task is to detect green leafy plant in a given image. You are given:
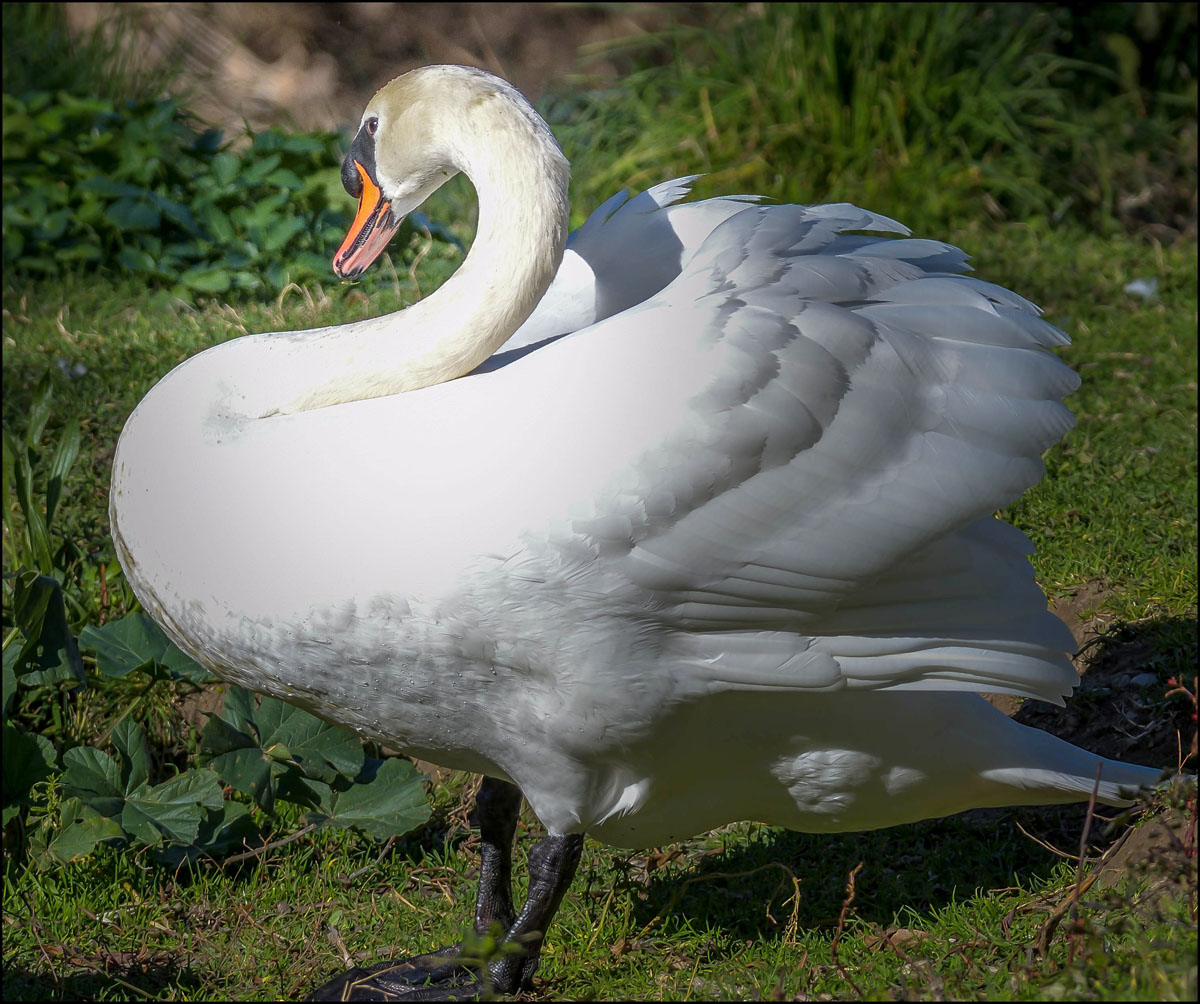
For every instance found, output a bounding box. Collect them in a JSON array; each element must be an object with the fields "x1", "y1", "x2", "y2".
[
  {"x1": 6, "y1": 608, "x2": 432, "y2": 870},
  {"x1": 0, "y1": 91, "x2": 429, "y2": 300},
  {"x1": 1, "y1": 5, "x2": 446, "y2": 300},
  {"x1": 198, "y1": 687, "x2": 431, "y2": 843},
  {"x1": 2, "y1": 378, "x2": 85, "y2": 688}
]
